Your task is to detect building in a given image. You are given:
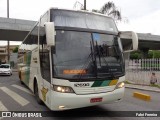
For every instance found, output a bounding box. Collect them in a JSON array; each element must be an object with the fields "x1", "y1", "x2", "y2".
[{"x1": 0, "y1": 45, "x2": 18, "y2": 64}]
